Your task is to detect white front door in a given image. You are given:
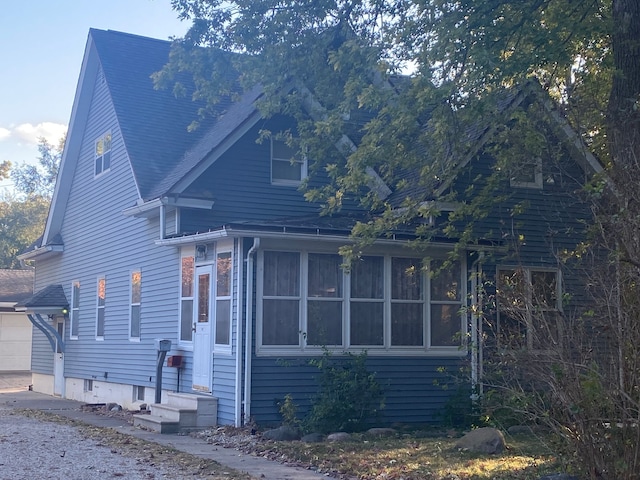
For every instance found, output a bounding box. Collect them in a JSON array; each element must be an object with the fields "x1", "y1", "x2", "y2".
[
  {"x1": 53, "y1": 319, "x2": 65, "y2": 396},
  {"x1": 192, "y1": 265, "x2": 213, "y2": 393}
]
